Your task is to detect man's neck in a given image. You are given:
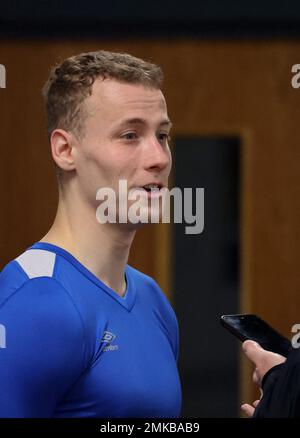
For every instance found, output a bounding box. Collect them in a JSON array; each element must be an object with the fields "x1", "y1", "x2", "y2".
[{"x1": 39, "y1": 197, "x2": 136, "y2": 297}]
